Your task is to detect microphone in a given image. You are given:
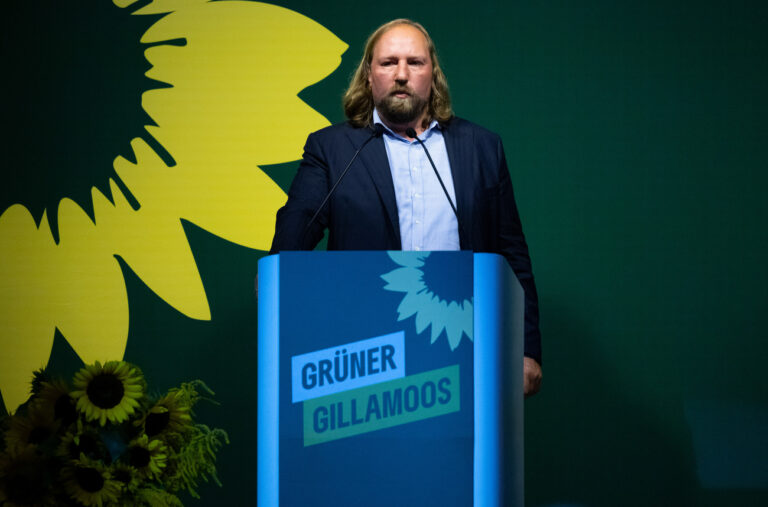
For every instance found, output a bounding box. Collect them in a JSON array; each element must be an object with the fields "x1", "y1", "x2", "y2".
[
  {"x1": 302, "y1": 124, "x2": 386, "y2": 246},
  {"x1": 405, "y1": 127, "x2": 467, "y2": 245}
]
